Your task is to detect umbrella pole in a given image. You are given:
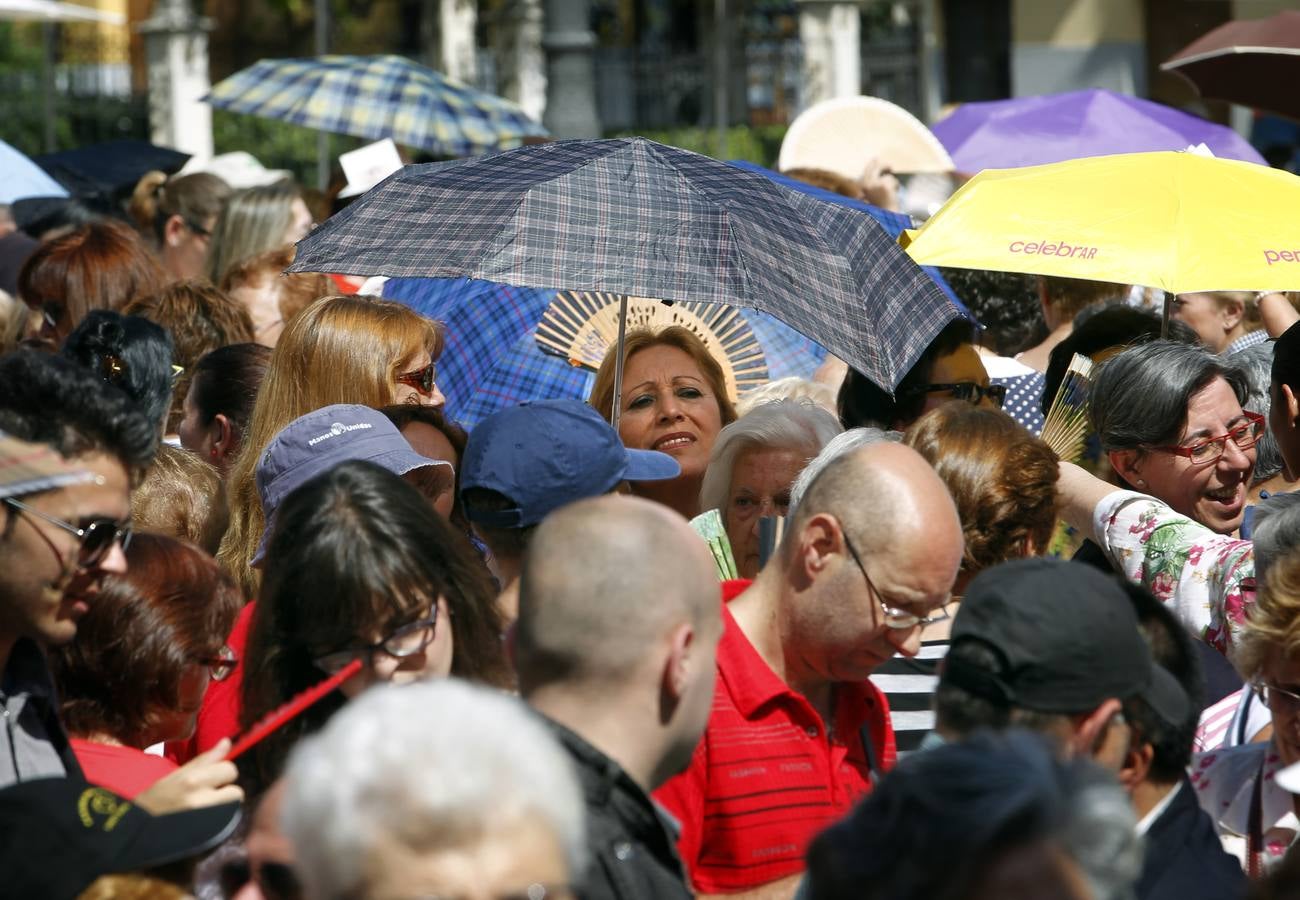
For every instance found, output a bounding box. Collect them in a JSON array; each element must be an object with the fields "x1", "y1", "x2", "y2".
[
  {"x1": 610, "y1": 294, "x2": 629, "y2": 431},
  {"x1": 1161, "y1": 291, "x2": 1171, "y2": 339}
]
